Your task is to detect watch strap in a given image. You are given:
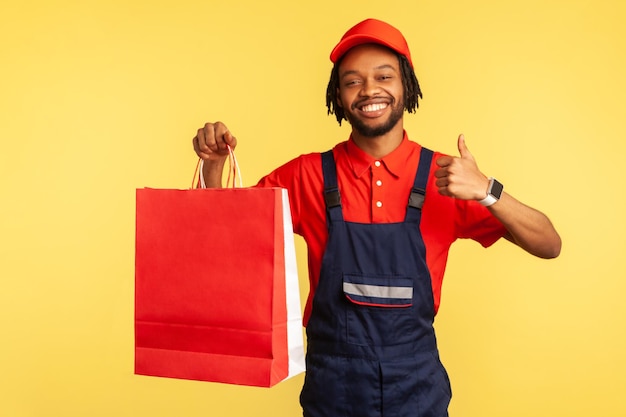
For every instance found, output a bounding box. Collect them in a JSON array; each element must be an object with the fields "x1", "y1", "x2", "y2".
[{"x1": 479, "y1": 193, "x2": 498, "y2": 207}]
